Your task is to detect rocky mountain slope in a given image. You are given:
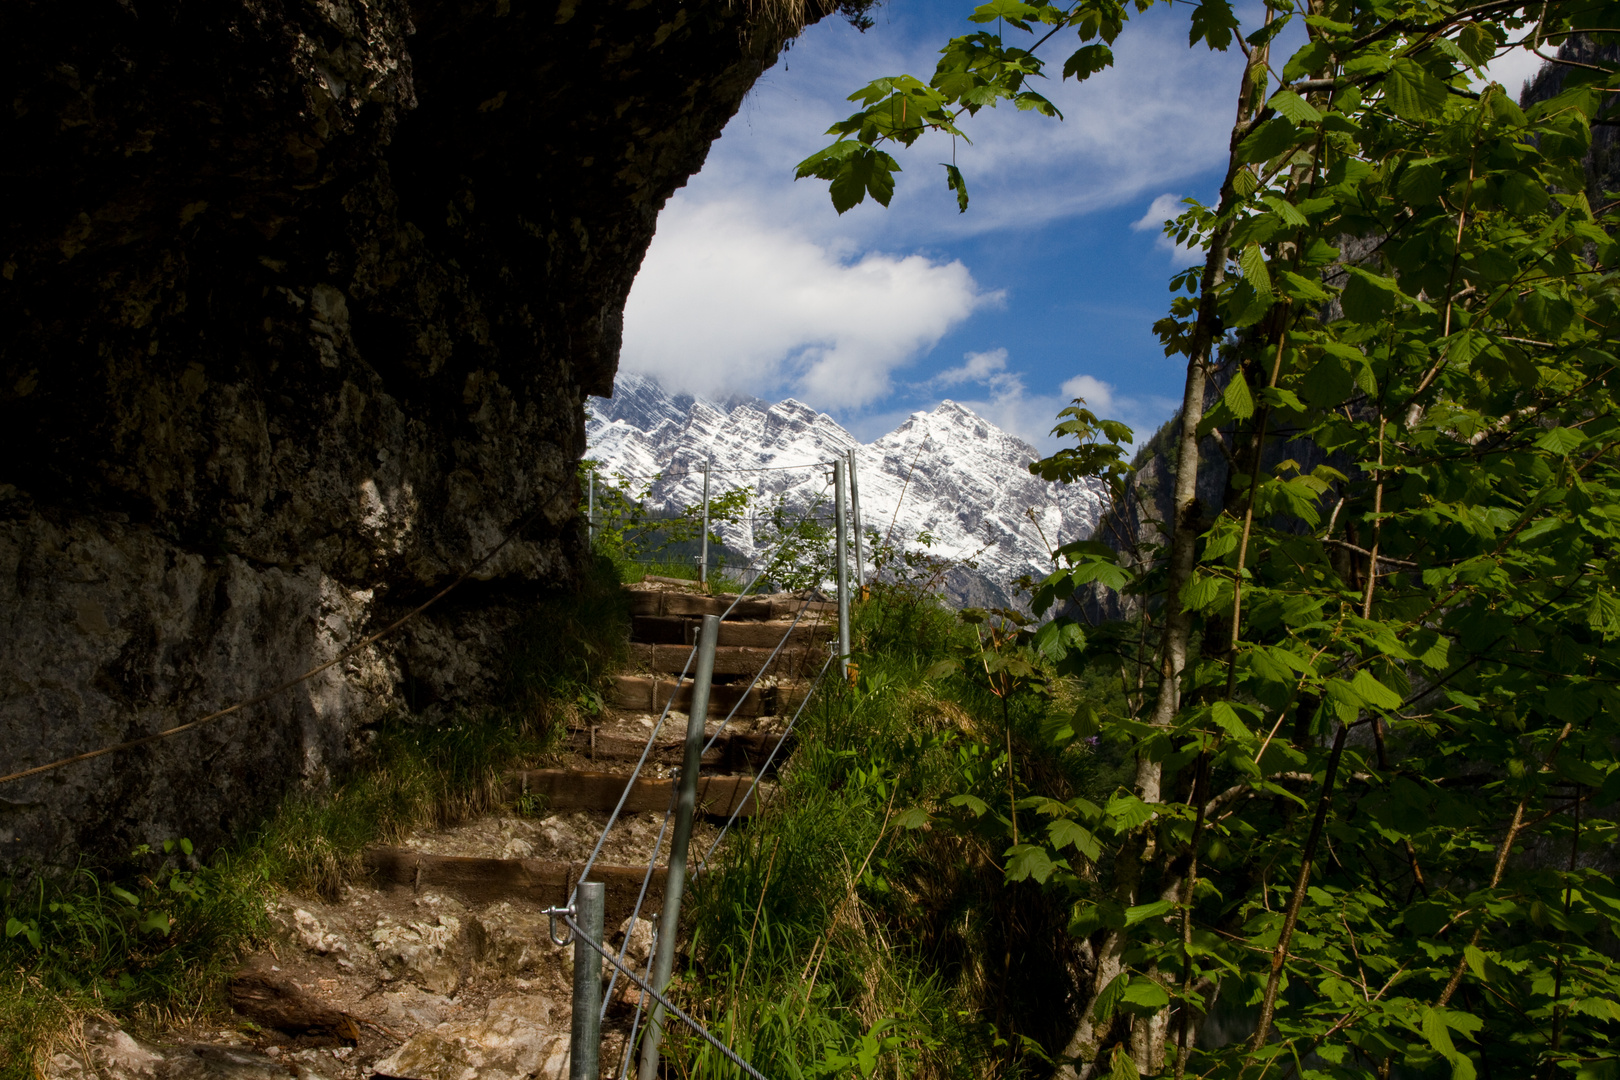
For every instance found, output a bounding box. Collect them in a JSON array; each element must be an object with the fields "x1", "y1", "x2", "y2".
[{"x1": 588, "y1": 373, "x2": 1109, "y2": 608}]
